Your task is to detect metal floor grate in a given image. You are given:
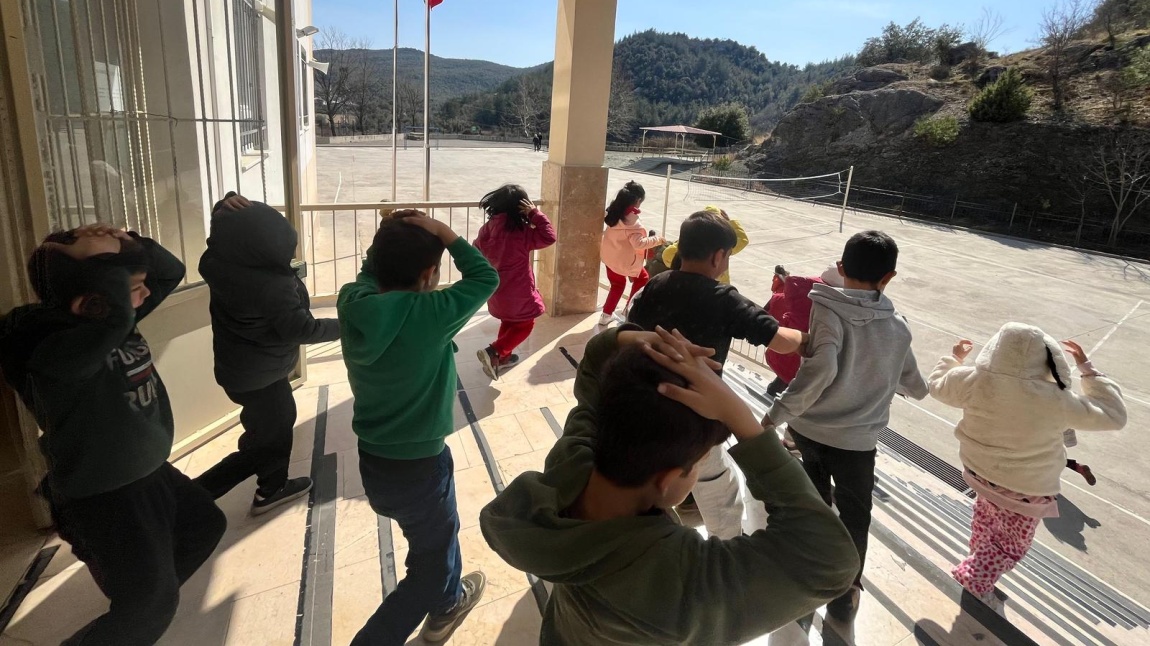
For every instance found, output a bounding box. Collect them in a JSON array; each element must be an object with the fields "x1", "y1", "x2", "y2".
[{"x1": 877, "y1": 427, "x2": 975, "y2": 498}]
